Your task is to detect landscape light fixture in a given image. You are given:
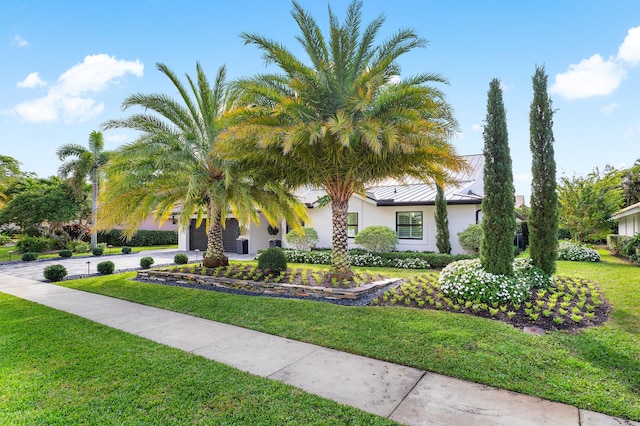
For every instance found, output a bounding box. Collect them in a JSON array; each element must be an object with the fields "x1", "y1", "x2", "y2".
[
  {"x1": 194, "y1": 249, "x2": 200, "y2": 263},
  {"x1": 86, "y1": 261, "x2": 90, "y2": 275},
  {"x1": 8, "y1": 250, "x2": 14, "y2": 261}
]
